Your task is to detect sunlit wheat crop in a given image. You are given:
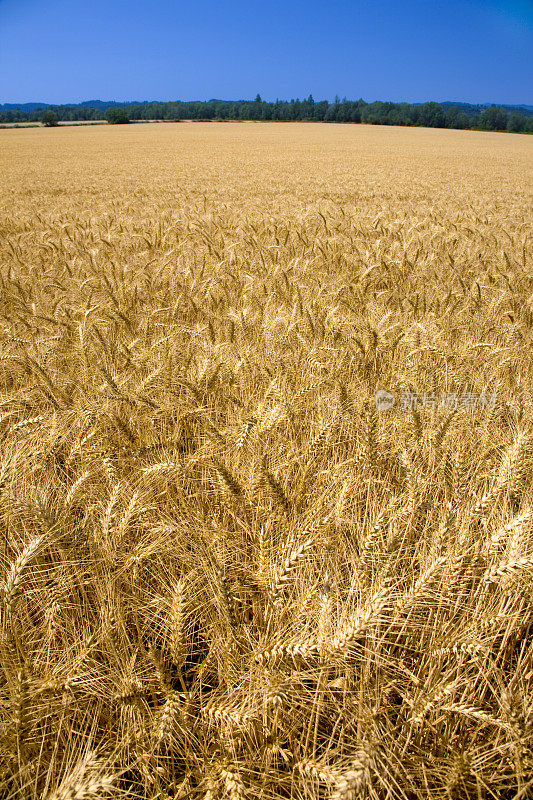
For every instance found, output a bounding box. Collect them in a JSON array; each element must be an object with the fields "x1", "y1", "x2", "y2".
[{"x1": 0, "y1": 122, "x2": 532, "y2": 799}]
